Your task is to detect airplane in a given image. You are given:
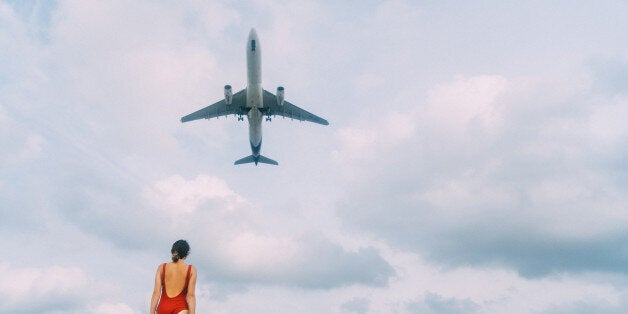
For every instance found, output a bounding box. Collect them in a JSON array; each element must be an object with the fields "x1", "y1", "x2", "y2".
[{"x1": 180, "y1": 28, "x2": 329, "y2": 165}]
